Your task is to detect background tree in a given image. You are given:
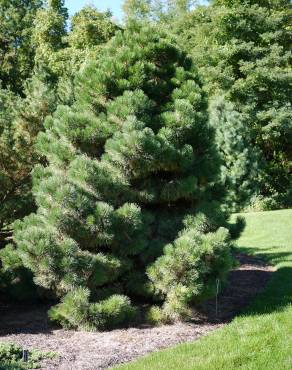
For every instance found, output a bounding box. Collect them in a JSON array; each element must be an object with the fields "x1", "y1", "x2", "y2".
[
  {"x1": 0, "y1": 73, "x2": 56, "y2": 248},
  {"x1": 123, "y1": 0, "x2": 194, "y2": 21},
  {"x1": 32, "y1": 0, "x2": 68, "y2": 81},
  {"x1": 58, "y1": 6, "x2": 119, "y2": 104},
  {"x1": 7, "y1": 23, "x2": 232, "y2": 328},
  {"x1": 33, "y1": 3, "x2": 119, "y2": 104},
  {"x1": 0, "y1": 89, "x2": 21, "y2": 245},
  {"x1": 0, "y1": 4, "x2": 119, "y2": 245},
  {"x1": 67, "y1": 6, "x2": 118, "y2": 53},
  {"x1": 177, "y1": 0, "x2": 292, "y2": 203},
  {"x1": 123, "y1": 0, "x2": 152, "y2": 20},
  {"x1": 0, "y1": 0, "x2": 43, "y2": 94}
]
